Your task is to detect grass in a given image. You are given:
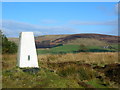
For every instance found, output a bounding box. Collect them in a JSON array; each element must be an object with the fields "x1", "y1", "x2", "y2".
[
  {"x1": 37, "y1": 44, "x2": 118, "y2": 54},
  {"x1": 38, "y1": 52, "x2": 119, "y2": 65},
  {"x1": 65, "y1": 38, "x2": 108, "y2": 47},
  {"x1": 57, "y1": 64, "x2": 96, "y2": 81},
  {"x1": 35, "y1": 34, "x2": 69, "y2": 42},
  {"x1": 3, "y1": 67, "x2": 82, "y2": 88},
  {"x1": 2, "y1": 54, "x2": 17, "y2": 70},
  {"x1": 86, "y1": 78, "x2": 109, "y2": 88},
  {"x1": 2, "y1": 52, "x2": 120, "y2": 88},
  {"x1": 37, "y1": 45, "x2": 80, "y2": 54}
]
